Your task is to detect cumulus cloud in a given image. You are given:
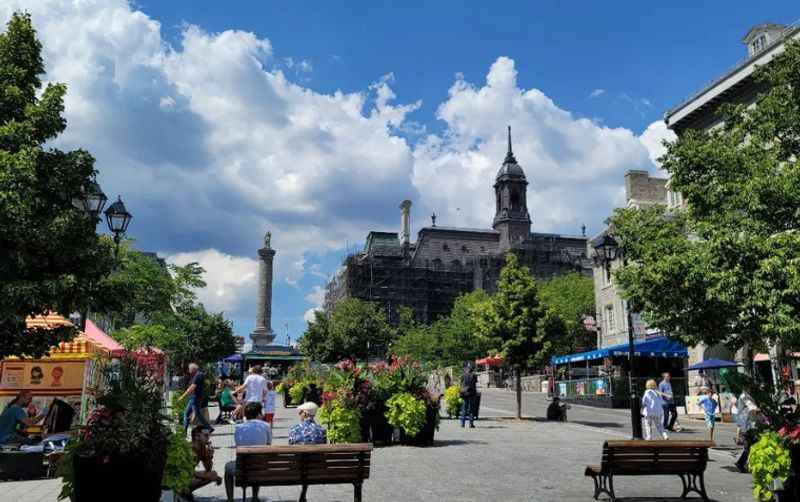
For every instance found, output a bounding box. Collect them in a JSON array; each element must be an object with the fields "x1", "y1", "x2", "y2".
[
  {"x1": 589, "y1": 88, "x2": 605, "y2": 98},
  {"x1": 4, "y1": 2, "x2": 671, "y2": 334},
  {"x1": 639, "y1": 120, "x2": 677, "y2": 175},
  {"x1": 412, "y1": 57, "x2": 657, "y2": 234},
  {"x1": 167, "y1": 249, "x2": 258, "y2": 316},
  {"x1": 302, "y1": 285, "x2": 327, "y2": 323}
]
